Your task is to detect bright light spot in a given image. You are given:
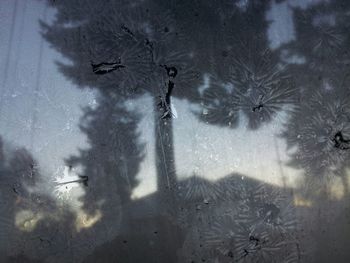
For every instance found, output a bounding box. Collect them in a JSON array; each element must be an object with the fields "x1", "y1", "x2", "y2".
[
  {"x1": 329, "y1": 176, "x2": 345, "y2": 200},
  {"x1": 15, "y1": 210, "x2": 43, "y2": 232},
  {"x1": 75, "y1": 209, "x2": 102, "y2": 232},
  {"x1": 54, "y1": 166, "x2": 82, "y2": 201},
  {"x1": 293, "y1": 195, "x2": 313, "y2": 207}
]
